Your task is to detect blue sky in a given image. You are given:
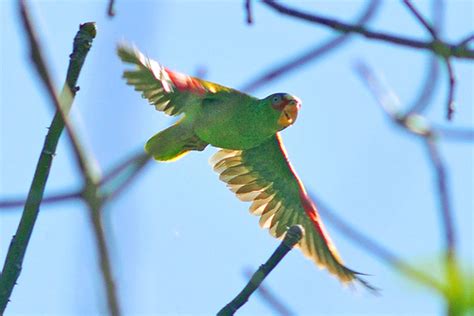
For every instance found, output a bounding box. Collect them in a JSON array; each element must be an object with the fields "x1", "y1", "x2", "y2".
[{"x1": 1, "y1": 0, "x2": 473, "y2": 315}]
